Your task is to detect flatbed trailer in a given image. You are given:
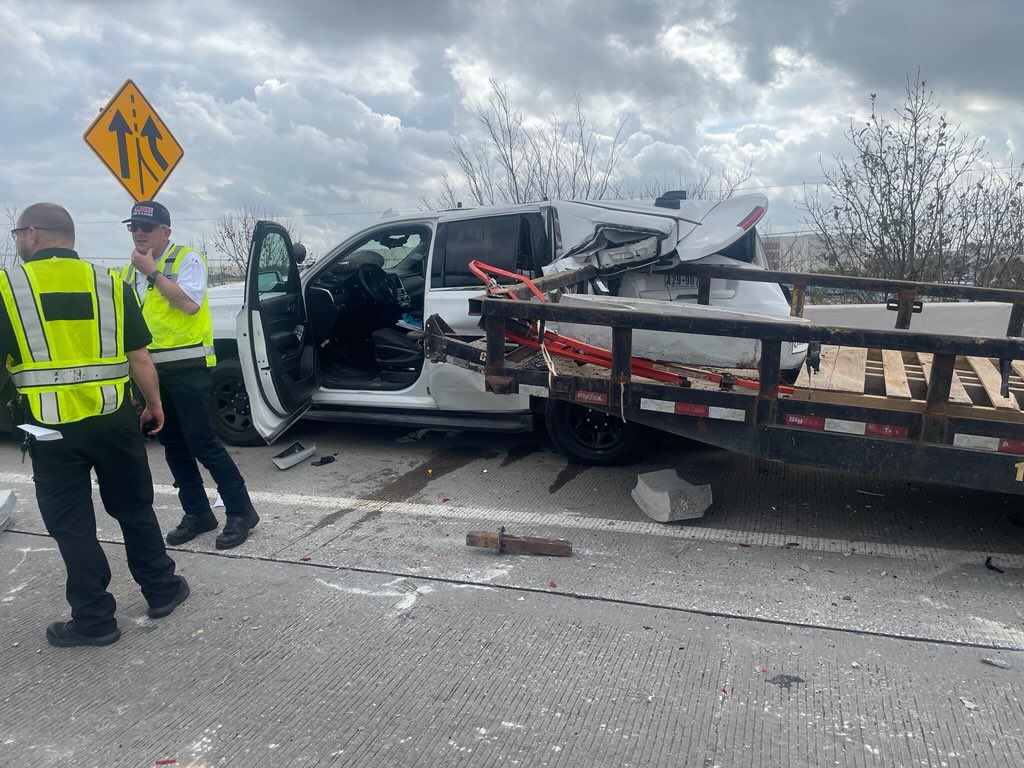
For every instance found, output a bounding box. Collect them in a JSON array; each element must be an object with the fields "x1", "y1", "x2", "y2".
[{"x1": 425, "y1": 263, "x2": 1024, "y2": 497}]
